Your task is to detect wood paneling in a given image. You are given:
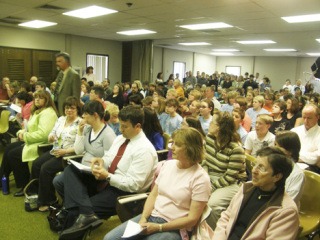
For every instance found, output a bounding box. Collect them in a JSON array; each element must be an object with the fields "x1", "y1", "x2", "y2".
[{"x1": 0, "y1": 47, "x2": 59, "y2": 86}]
